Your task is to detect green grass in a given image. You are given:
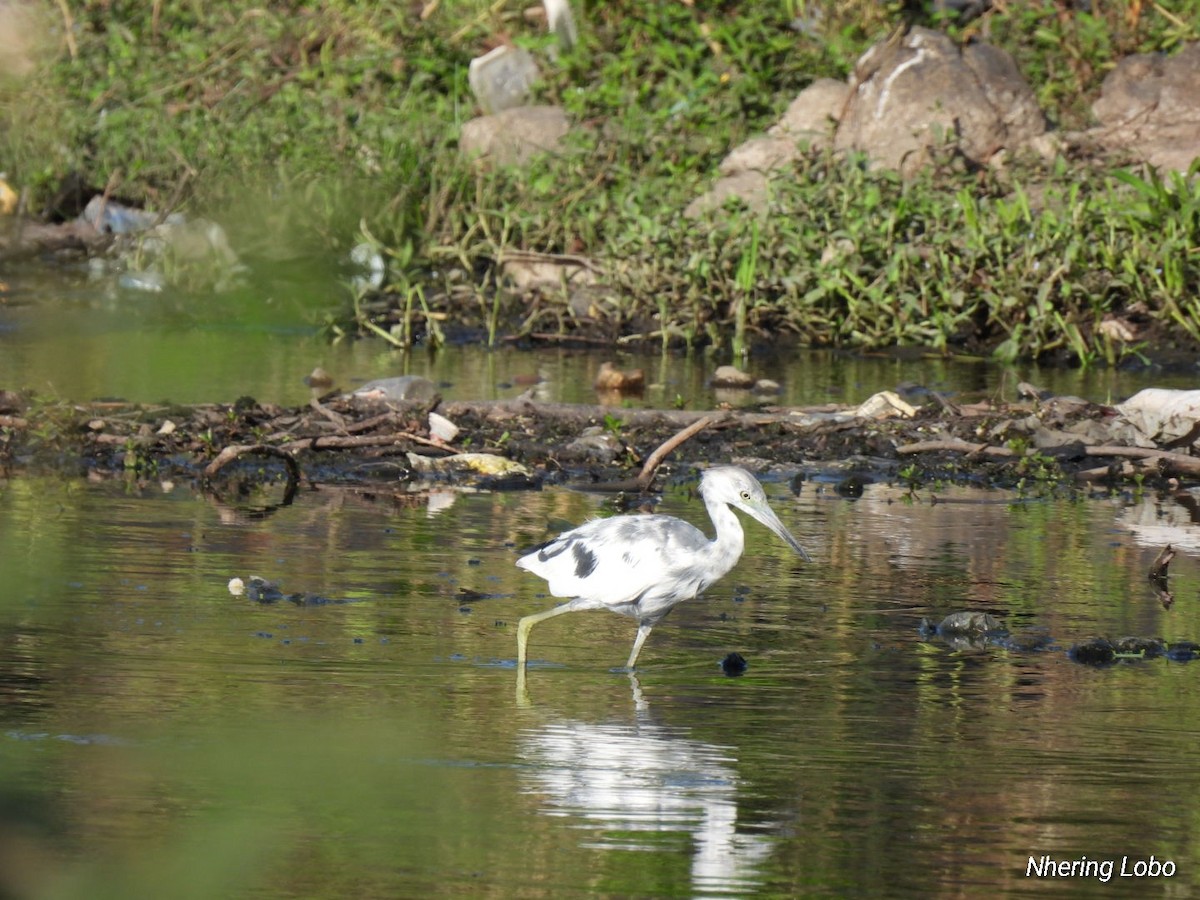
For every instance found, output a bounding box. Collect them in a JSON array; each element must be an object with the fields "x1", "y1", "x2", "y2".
[{"x1": 2, "y1": 1, "x2": 1199, "y2": 364}]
